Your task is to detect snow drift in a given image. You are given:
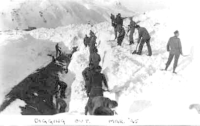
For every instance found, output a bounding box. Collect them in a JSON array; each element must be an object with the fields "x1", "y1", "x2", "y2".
[
  {"x1": 0, "y1": 0, "x2": 200, "y2": 123},
  {"x1": 0, "y1": 0, "x2": 134, "y2": 31}
]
